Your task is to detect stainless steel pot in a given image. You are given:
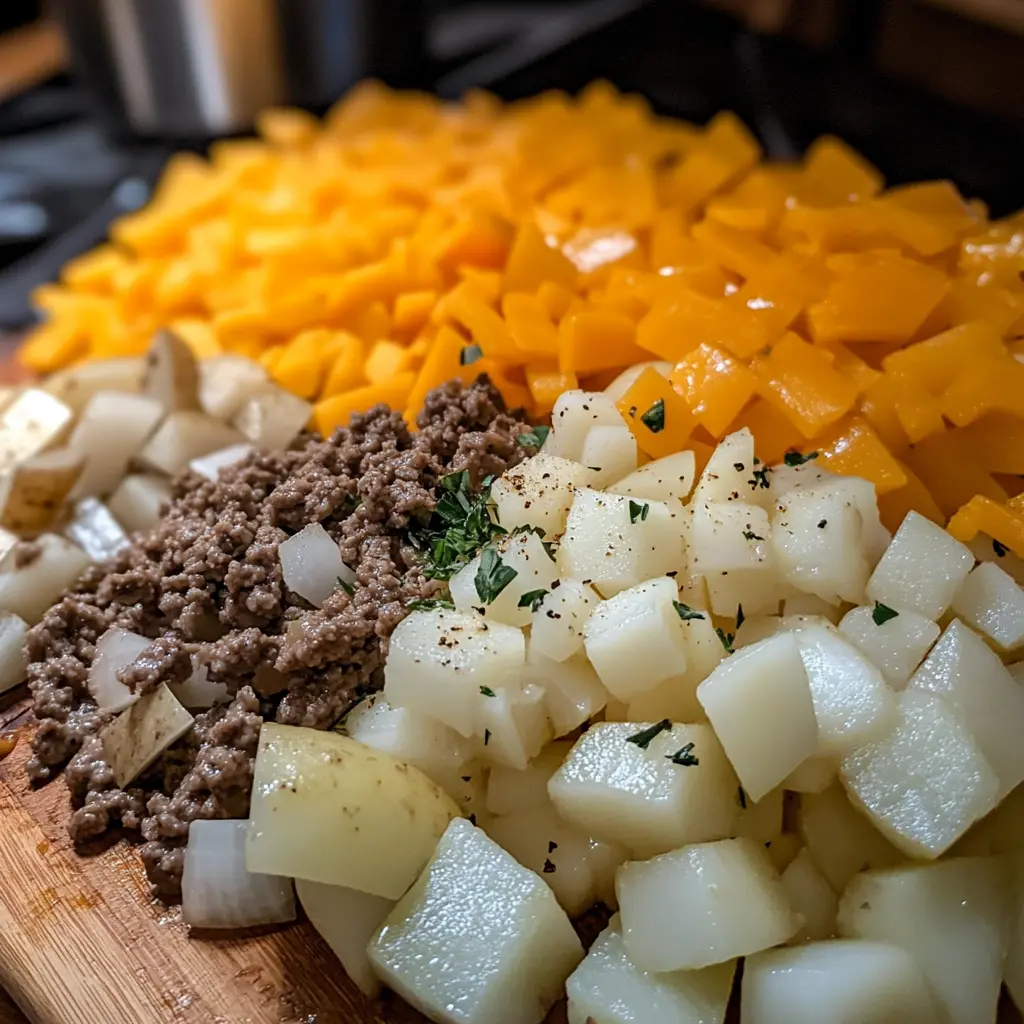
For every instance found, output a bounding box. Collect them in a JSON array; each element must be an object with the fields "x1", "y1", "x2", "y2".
[{"x1": 53, "y1": 0, "x2": 426, "y2": 138}]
